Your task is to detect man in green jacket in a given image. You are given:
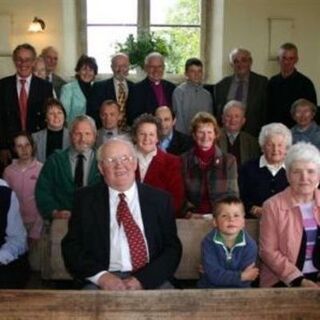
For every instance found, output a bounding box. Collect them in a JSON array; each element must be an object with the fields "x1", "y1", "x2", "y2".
[{"x1": 35, "y1": 115, "x2": 101, "y2": 221}]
